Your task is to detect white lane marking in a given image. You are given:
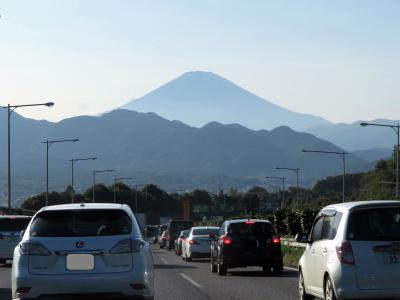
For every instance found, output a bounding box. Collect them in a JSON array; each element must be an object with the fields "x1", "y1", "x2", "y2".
[
  {"x1": 284, "y1": 266, "x2": 298, "y2": 272},
  {"x1": 161, "y1": 258, "x2": 169, "y2": 265},
  {"x1": 179, "y1": 273, "x2": 203, "y2": 289}
]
